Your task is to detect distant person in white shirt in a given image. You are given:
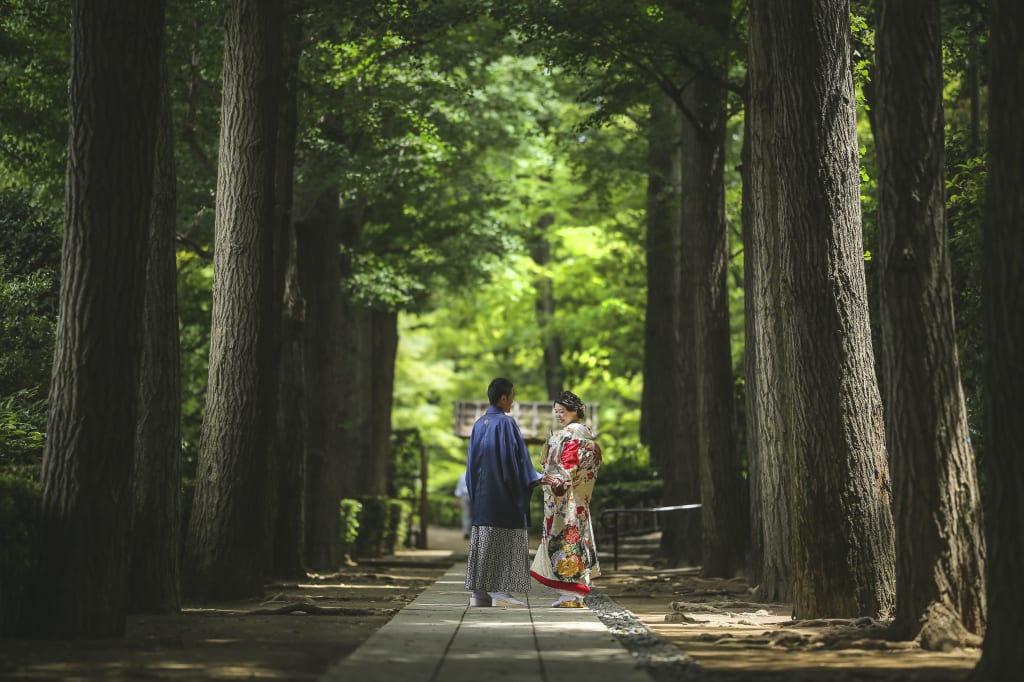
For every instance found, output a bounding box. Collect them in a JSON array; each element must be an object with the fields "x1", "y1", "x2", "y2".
[{"x1": 454, "y1": 471, "x2": 471, "y2": 539}]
